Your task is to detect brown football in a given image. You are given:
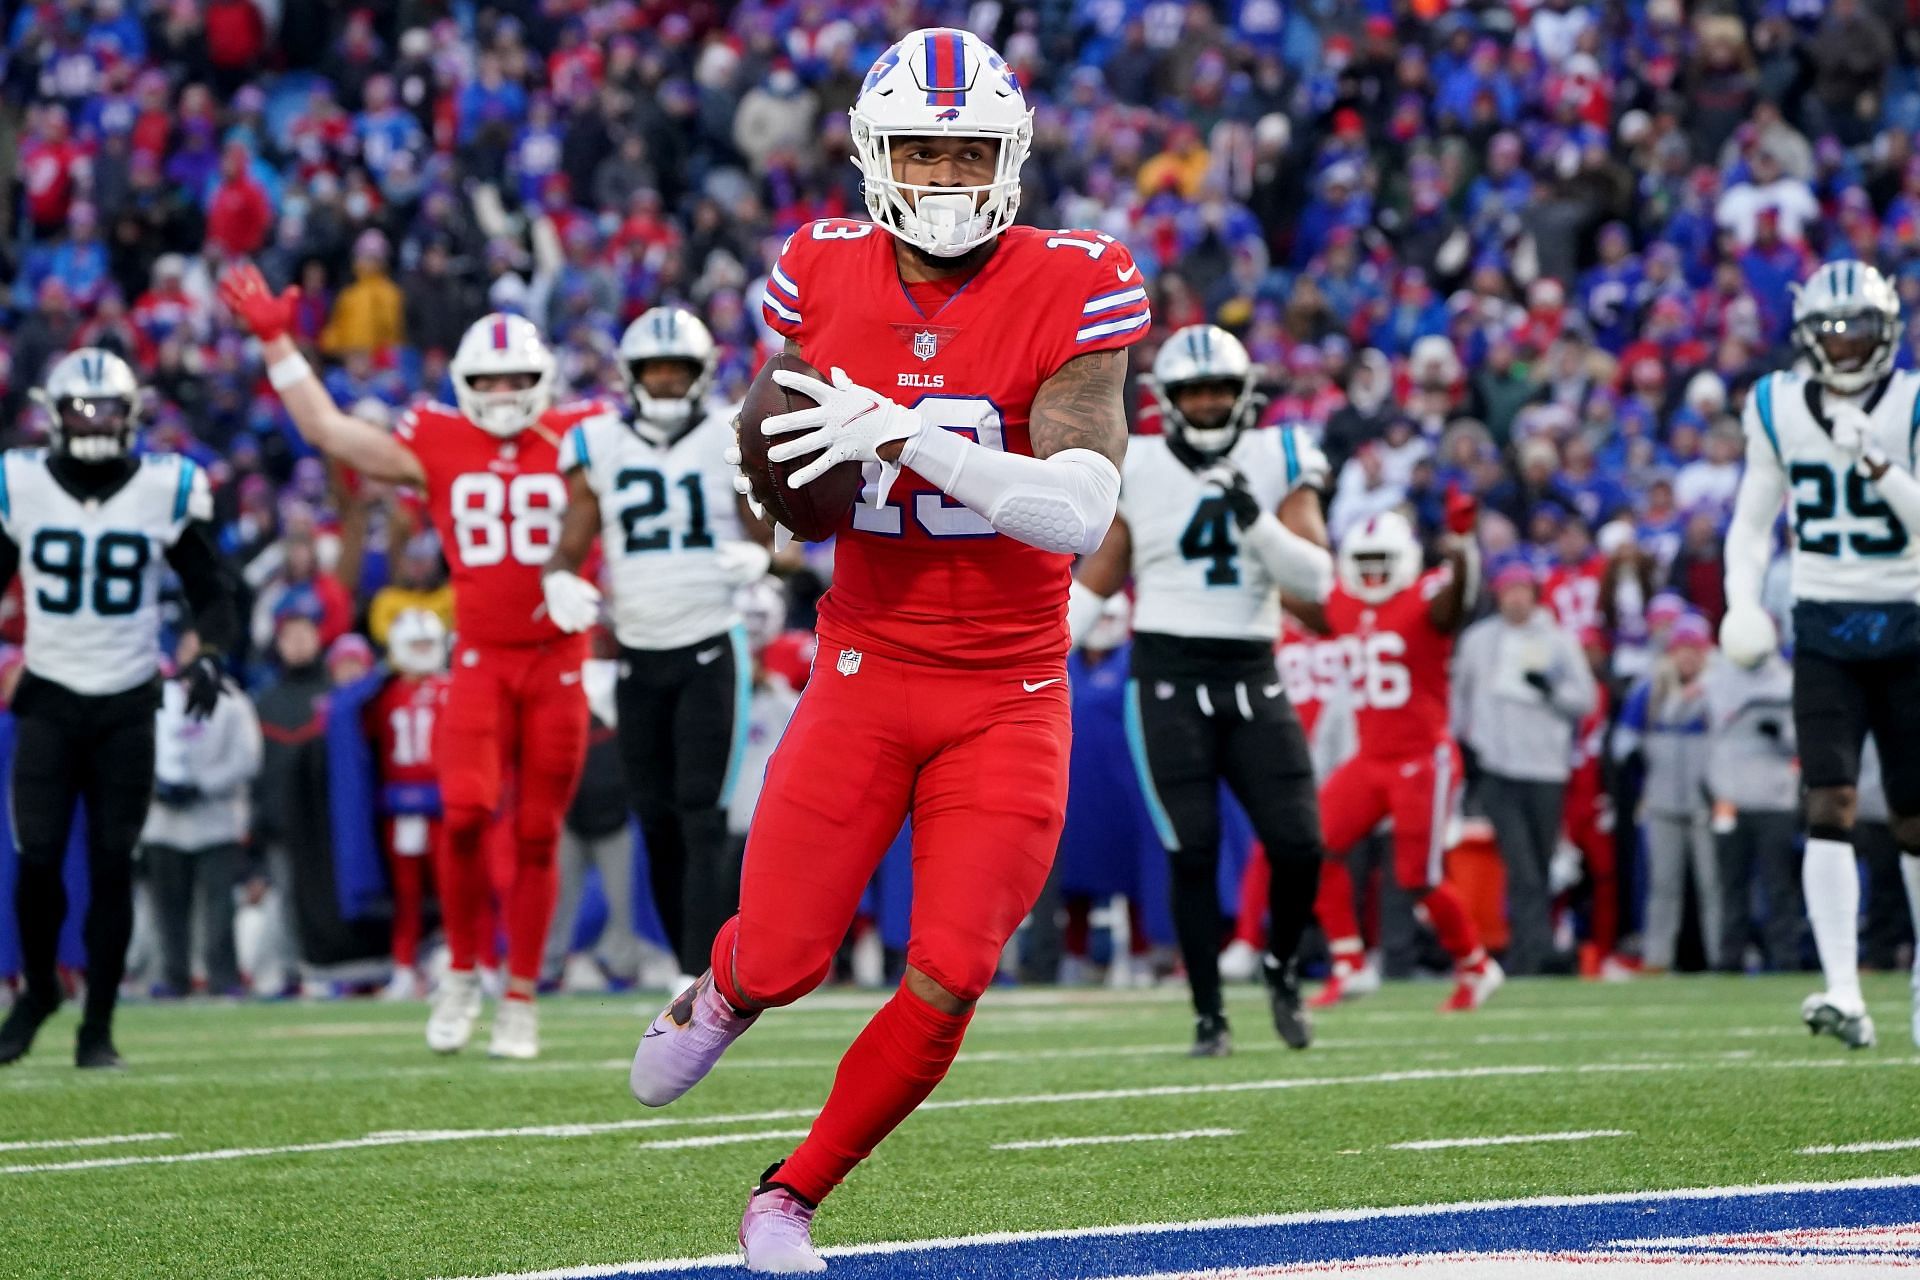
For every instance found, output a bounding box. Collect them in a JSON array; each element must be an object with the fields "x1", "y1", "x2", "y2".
[{"x1": 736, "y1": 350, "x2": 864, "y2": 542}]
